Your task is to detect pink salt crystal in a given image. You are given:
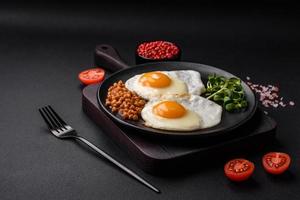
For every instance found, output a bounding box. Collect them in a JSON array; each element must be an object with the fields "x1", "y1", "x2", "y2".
[
  {"x1": 262, "y1": 87, "x2": 268, "y2": 92},
  {"x1": 272, "y1": 86, "x2": 279, "y2": 92},
  {"x1": 279, "y1": 102, "x2": 286, "y2": 107},
  {"x1": 245, "y1": 77, "x2": 294, "y2": 109},
  {"x1": 289, "y1": 101, "x2": 295, "y2": 106}
]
